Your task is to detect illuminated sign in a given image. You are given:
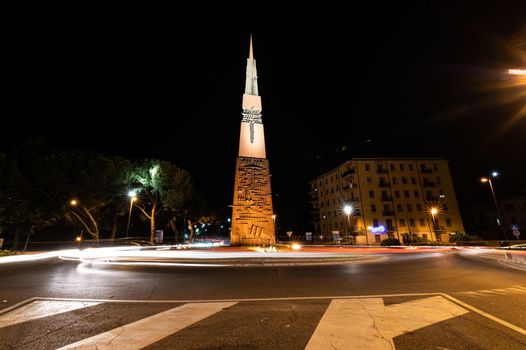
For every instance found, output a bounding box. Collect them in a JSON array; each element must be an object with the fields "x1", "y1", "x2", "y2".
[{"x1": 371, "y1": 225, "x2": 386, "y2": 233}]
